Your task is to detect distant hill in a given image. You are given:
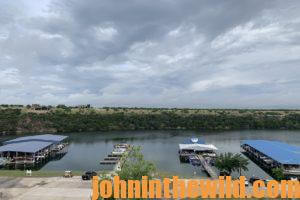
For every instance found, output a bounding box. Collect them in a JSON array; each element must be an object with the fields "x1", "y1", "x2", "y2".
[{"x1": 1, "y1": 106, "x2": 300, "y2": 135}]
